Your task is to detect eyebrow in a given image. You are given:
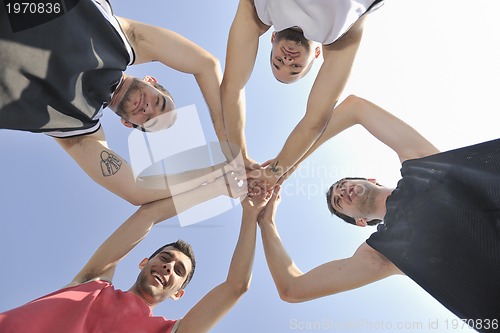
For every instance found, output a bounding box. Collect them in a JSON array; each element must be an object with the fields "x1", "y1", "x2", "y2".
[
  {"x1": 161, "y1": 95, "x2": 167, "y2": 112},
  {"x1": 331, "y1": 181, "x2": 343, "y2": 210}
]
